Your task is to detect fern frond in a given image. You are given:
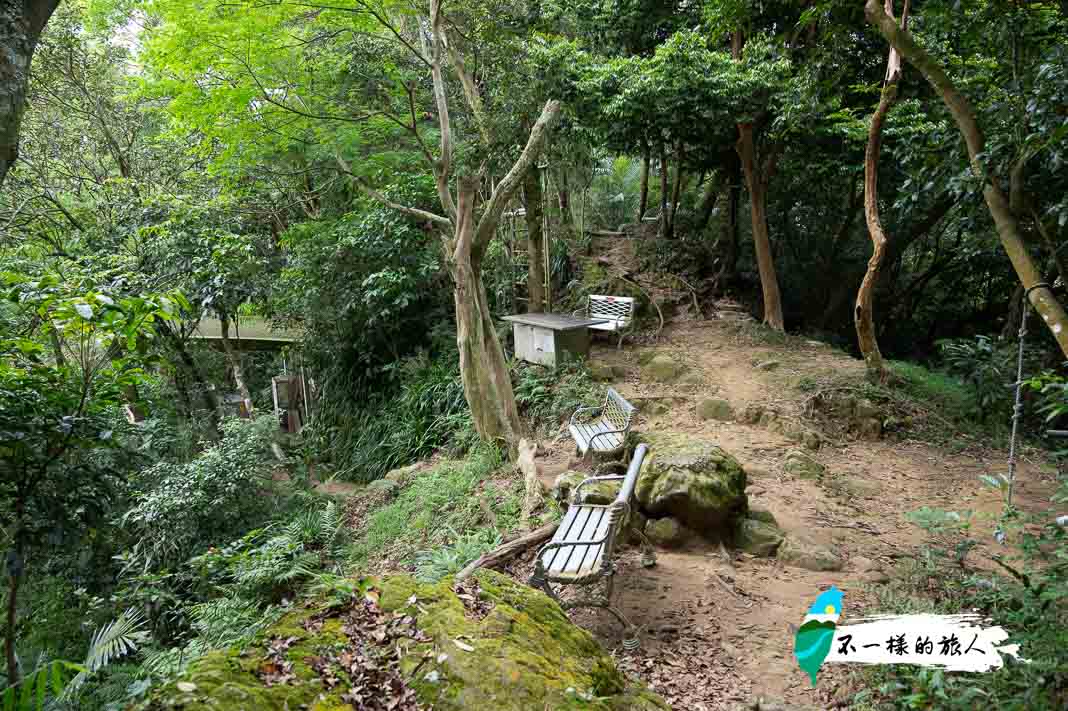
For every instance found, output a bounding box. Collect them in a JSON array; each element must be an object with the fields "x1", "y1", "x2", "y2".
[{"x1": 61, "y1": 609, "x2": 147, "y2": 701}]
